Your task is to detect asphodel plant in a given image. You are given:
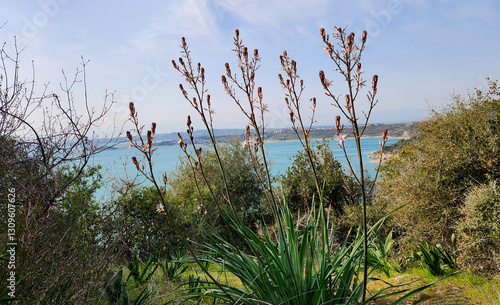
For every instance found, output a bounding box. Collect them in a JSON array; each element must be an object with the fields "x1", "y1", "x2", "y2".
[{"x1": 124, "y1": 26, "x2": 440, "y2": 305}]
